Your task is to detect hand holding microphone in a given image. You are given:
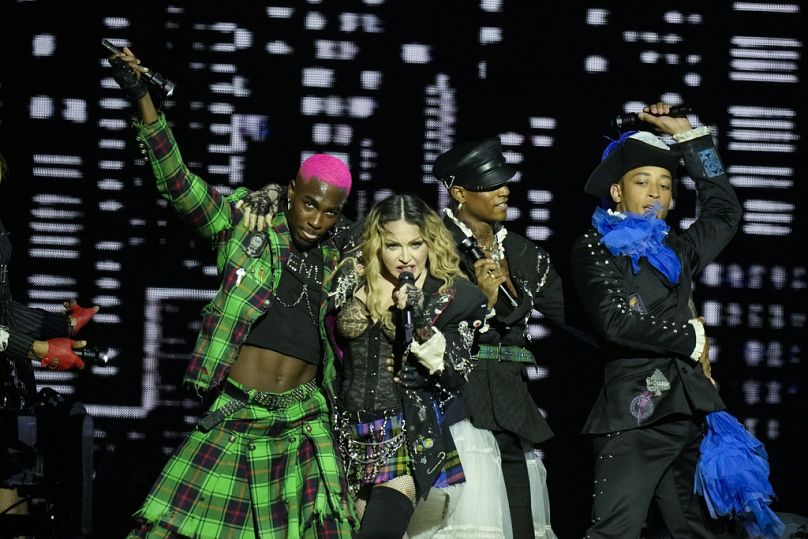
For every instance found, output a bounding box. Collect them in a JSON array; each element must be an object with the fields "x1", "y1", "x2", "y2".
[
  {"x1": 611, "y1": 104, "x2": 692, "y2": 132},
  {"x1": 102, "y1": 39, "x2": 175, "y2": 99},
  {"x1": 395, "y1": 271, "x2": 418, "y2": 345},
  {"x1": 39, "y1": 338, "x2": 86, "y2": 371},
  {"x1": 459, "y1": 236, "x2": 519, "y2": 309}
]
